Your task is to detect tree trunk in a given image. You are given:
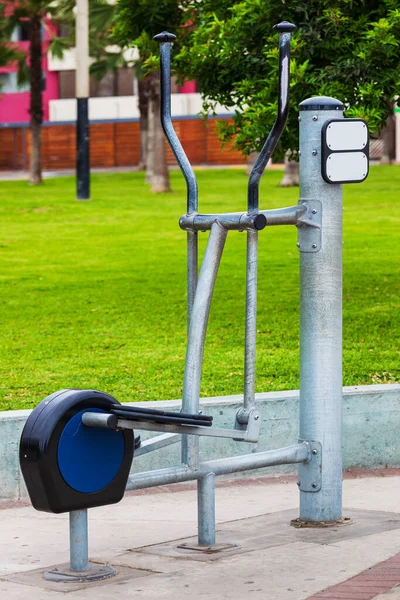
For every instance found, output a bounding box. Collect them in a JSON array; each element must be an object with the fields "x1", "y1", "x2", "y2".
[
  {"x1": 29, "y1": 14, "x2": 43, "y2": 185},
  {"x1": 147, "y1": 72, "x2": 171, "y2": 193},
  {"x1": 246, "y1": 151, "x2": 260, "y2": 176},
  {"x1": 145, "y1": 93, "x2": 155, "y2": 184},
  {"x1": 280, "y1": 152, "x2": 299, "y2": 187},
  {"x1": 138, "y1": 76, "x2": 149, "y2": 171},
  {"x1": 113, "y1": 67, "x2": 118, "y2": 97},
  {"x1": 380, "y1": 104, "x2": 396, "y2": 165}
]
